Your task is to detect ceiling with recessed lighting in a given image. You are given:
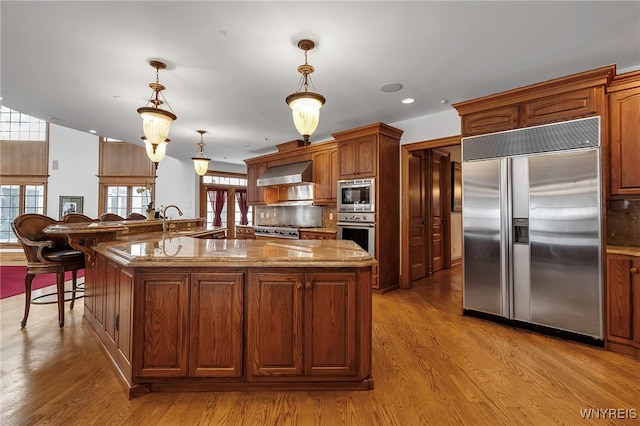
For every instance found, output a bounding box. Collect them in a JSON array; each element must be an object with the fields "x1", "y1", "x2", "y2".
[{"x1": 1, "y1": 1, "x2": 639, "y2": 166}]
